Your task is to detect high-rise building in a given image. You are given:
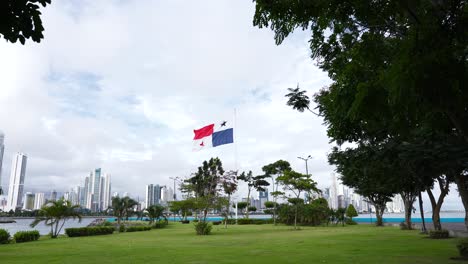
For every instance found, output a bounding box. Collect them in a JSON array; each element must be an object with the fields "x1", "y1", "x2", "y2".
[
  {"x1": 145, "y1": 184, "x2": 161, "y2": 208},
  {"x1": 6, "y1": 153, "x2": 27, "y2": 211},
  {"x1": 49, "y1": 190, "x2": 57, "y2": 201},
  {"x1": 89, "y1": 168, "x2": 102, "y2": 212},
  {"x1": 102, "y1": 174, "x2": 111, "y2": 210},
  {"x1": 0, "y1": 132, "x2": 4, "y2": 195},
  {"x1": 34, "y1": 193, "x2": 45, "y2": 210},
  {"x1": 23, "y1": 192, "x2": 35, "y2": 210},
  {"x1": 259, "y1": 190, "x2": 269, "y2": 209}
]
